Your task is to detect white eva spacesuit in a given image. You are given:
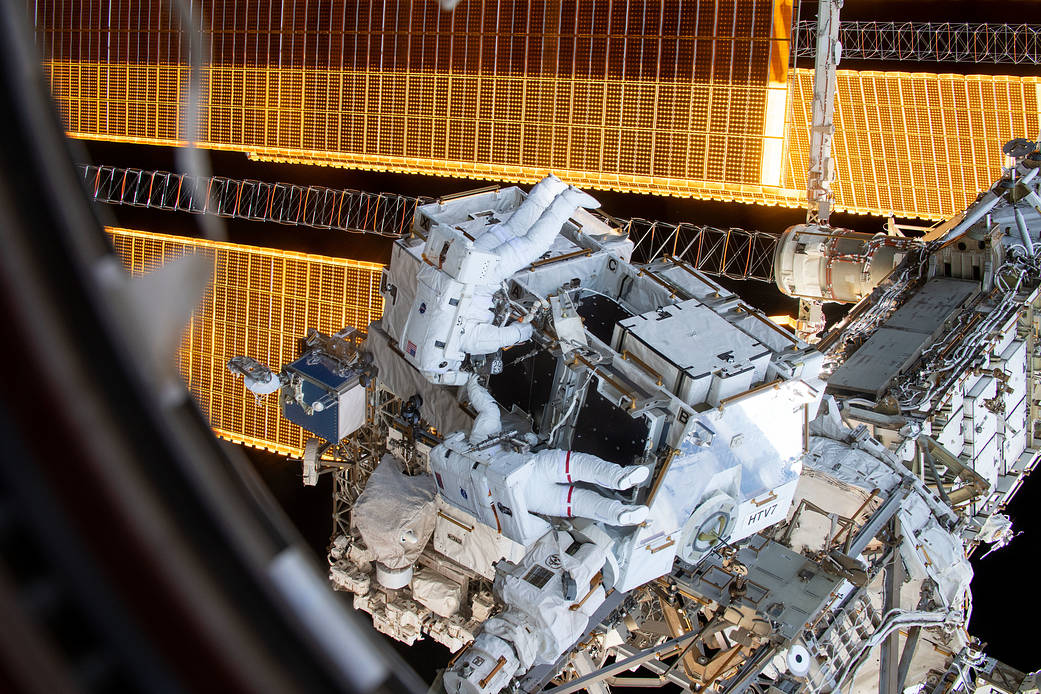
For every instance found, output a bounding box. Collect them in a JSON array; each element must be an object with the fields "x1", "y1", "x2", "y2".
[
  {"x1": 399, "y1": 175, "x2": 599, "y2": 385},
  {"x1": 430, "y1": 377, "x2": 647, "y2": 693},
  {"x1": 430, "y1": 376, "x2": 650, "y2": 546},
  {"x1": 444, "y1": 529, "x2": 610, "y2": 694},
  {"x1": 396, "y1": 177, "x2": 649, "y2": 694}
]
